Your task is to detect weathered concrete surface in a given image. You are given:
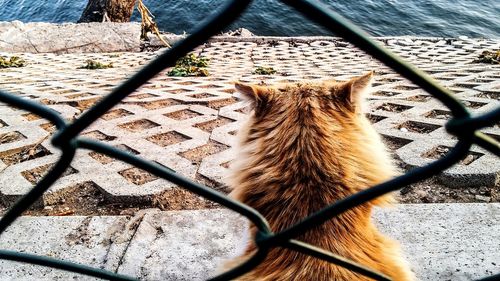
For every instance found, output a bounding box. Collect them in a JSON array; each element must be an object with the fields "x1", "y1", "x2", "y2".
[
  {"x1": 119, "y1": 204, "x2": 498, "y2": 280},
  {"x1": 0, "y1": 21, "x2": 141, "y2": 53},
  {"x1": 0, "y1": 37, "x2": 498, "y2": 203},
  {"x1": 0, "y1": 213, "x2": 142, "y2": 280},
  {"x1": 116, "y1": 209, "x2": 246, "y2": 280},
  {"x1": 375, "y1": 204, "x2": 500, "y2": 280},
  {"x1": 0, "y1": 204, "x2": 498, "y2": 280}
]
